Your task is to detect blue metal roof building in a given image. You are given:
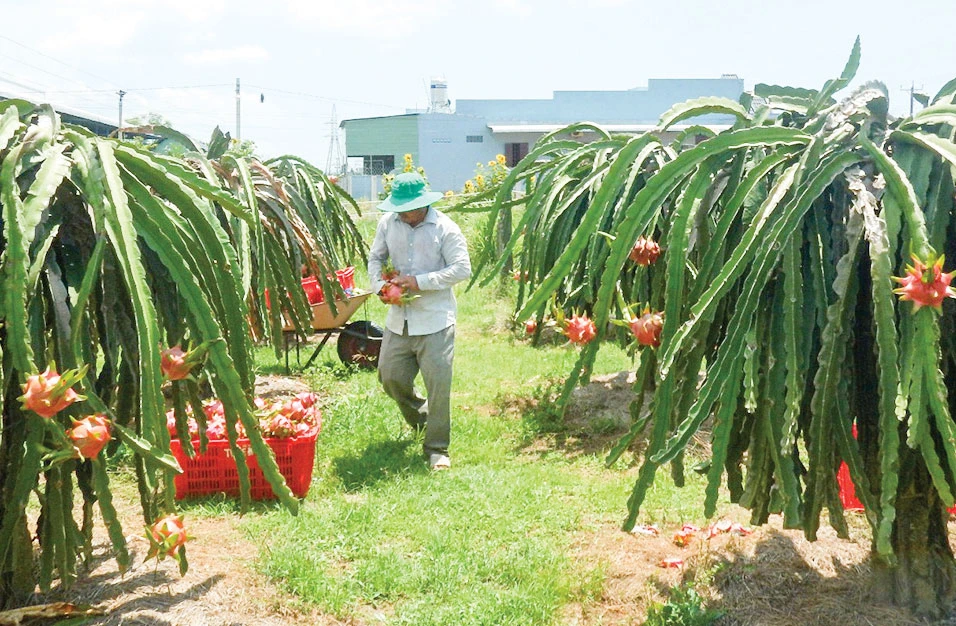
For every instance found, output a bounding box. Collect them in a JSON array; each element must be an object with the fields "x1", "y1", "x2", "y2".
[{"x1": 341, "y1": 76, "x2": 744, "y2": 200}]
